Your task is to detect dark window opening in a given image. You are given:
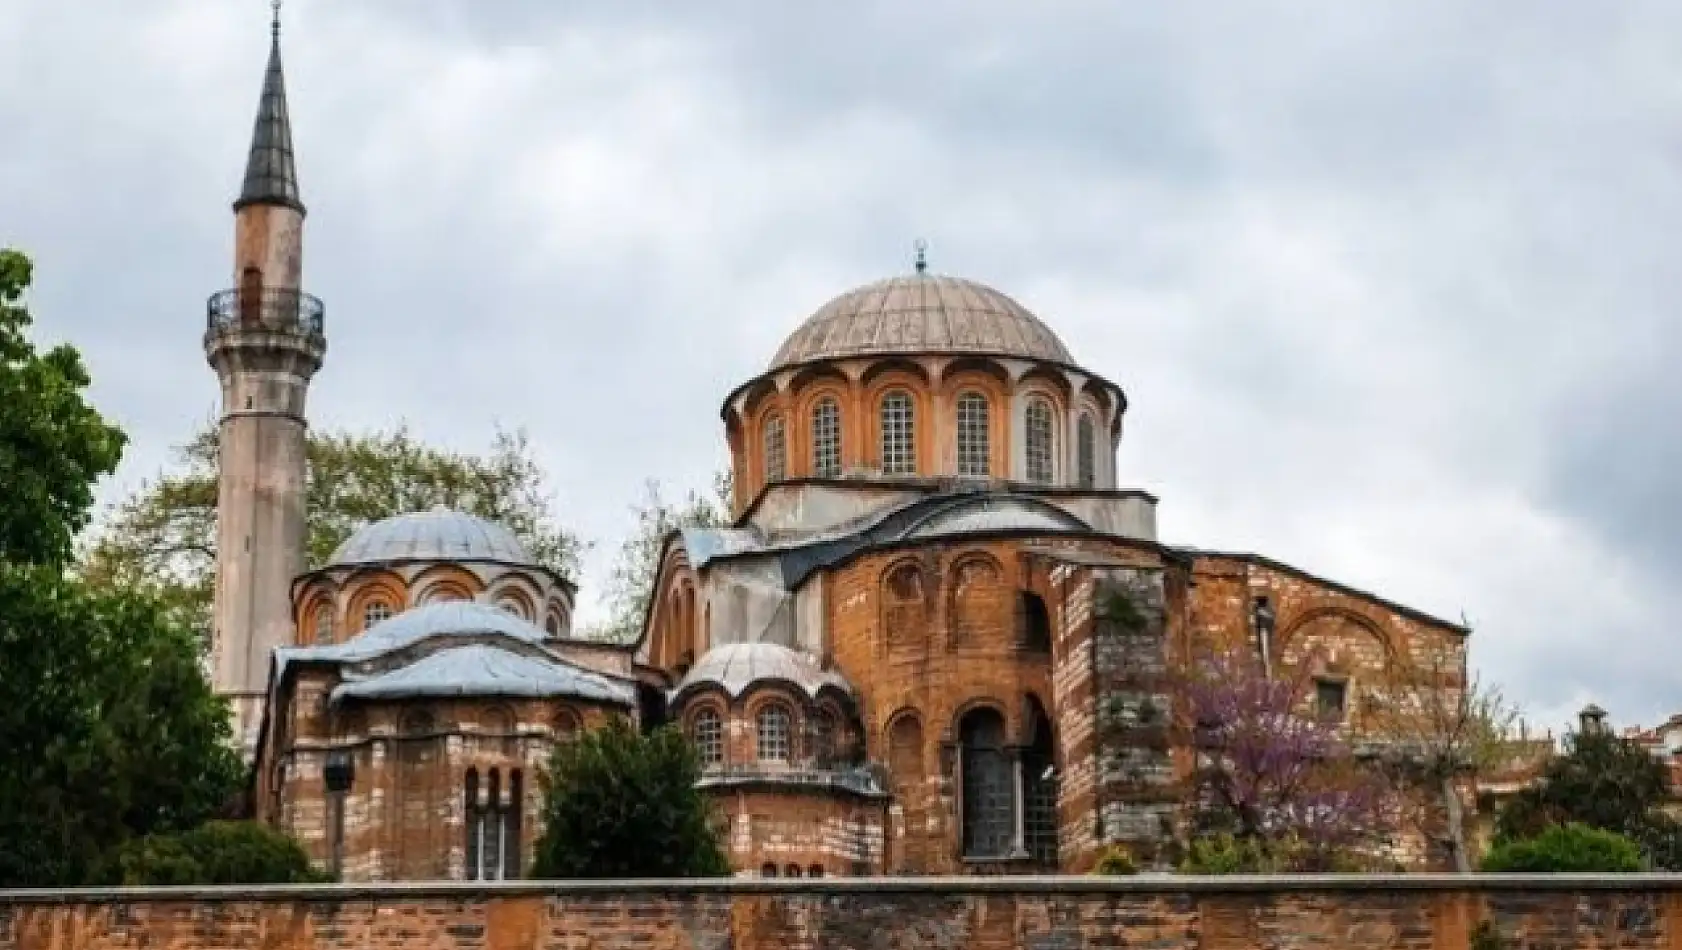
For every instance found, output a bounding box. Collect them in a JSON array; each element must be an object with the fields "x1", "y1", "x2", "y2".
[
  {"x1": 960, "y1": 708, "x2": 1013, "y2": 858},
  {"x1": 760, "y1": 863, "x2": 778, "y2": 878},
  {"x1": 1315, "y1": 679, "x2": 1348, "y2": 721},
  {"x1": 465, "y1": 767, "x2": 523, "y2": 880},
  {"x1": 1023, "y1": 706, "x2": 1059, "y2": 868},
  {"x1": 1020, "y1": 592, "x2": 1052, "y2": 653}
]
